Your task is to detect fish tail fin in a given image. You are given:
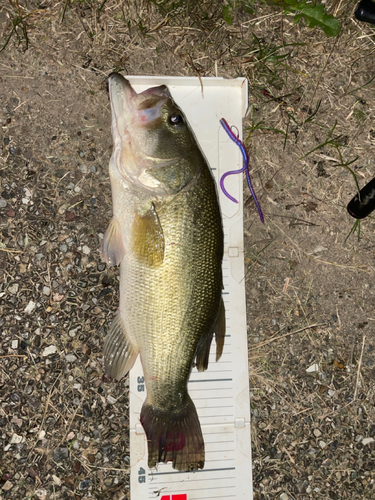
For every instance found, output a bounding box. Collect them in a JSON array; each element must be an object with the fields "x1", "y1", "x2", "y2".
[{"x1": 140, "y1": 395, "x2": 204, "y2": 471}]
